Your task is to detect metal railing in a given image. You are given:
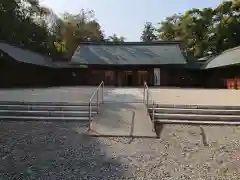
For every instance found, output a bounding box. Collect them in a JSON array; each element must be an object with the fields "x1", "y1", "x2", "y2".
[
  {"x1": 88, "y1": 81, "x2": 104, "y2": 131},
  {"x1": 143, "y1": 82, "x2": 156, "y2": 132},
  {"x1": 152, "y1": 100, "x2": 155, "y2": 123},
  {"x1": 143, "y1": 81, "x2": 149, "y2": 107}
]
